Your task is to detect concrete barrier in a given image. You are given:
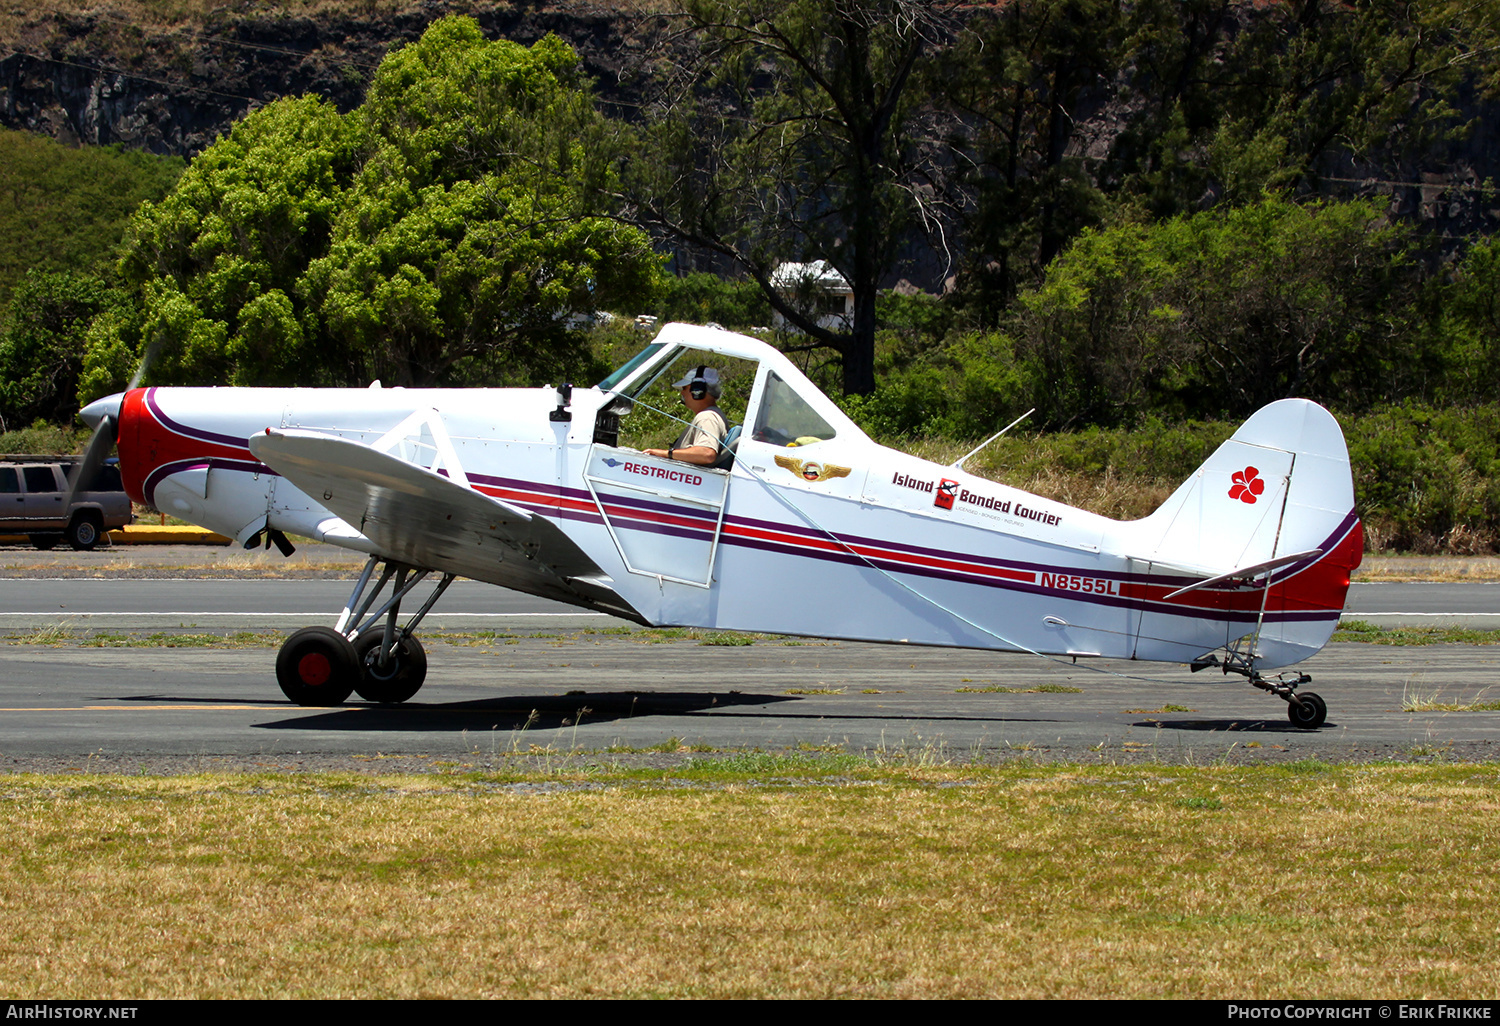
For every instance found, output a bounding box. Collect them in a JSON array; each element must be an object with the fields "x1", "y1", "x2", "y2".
[
  {"x1": 1, "y1": 525, "x2": 231, "y2": 546},
  {"x1": 110, "y1": 525, "x2": 232, "y2": 545}
]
